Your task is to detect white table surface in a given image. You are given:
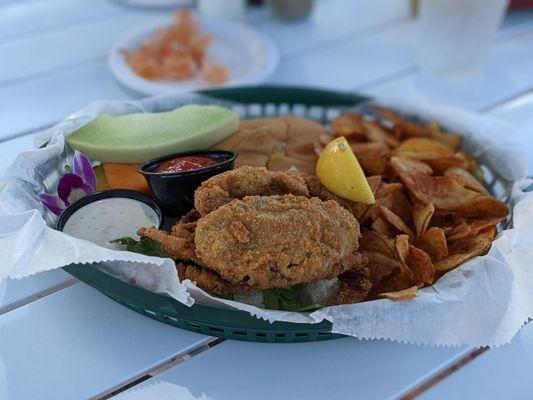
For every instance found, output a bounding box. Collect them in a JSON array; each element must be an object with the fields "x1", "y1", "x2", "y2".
[
  {"x1": 420, "y1": 322, "x2": 533, "y2": 400},
  {"x1": 0, "y1": 284, "x2": 214, "y2": 399},
  {"x1": 114, "y1": 337, "x2": 473, "y2": 400},
  {"x1": 1, "y1": 1, "x2": 532, "y2": 399}
]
